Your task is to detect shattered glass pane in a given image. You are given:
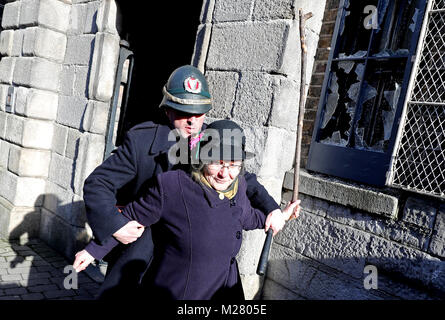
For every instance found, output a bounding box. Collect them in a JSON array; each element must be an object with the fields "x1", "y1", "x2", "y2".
[
  {"x1": 334, "y1": 0, "x2": 377, "y2": 58},
  {"x1": 354, "y1": 59, "x2": 406, "y2": 152},
  {"x1": 319, "y1": 61, "x2": 366, "y2": 146},
  {"x1": 370, "y1": 0, "x2": 425, "y2": 56}
]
